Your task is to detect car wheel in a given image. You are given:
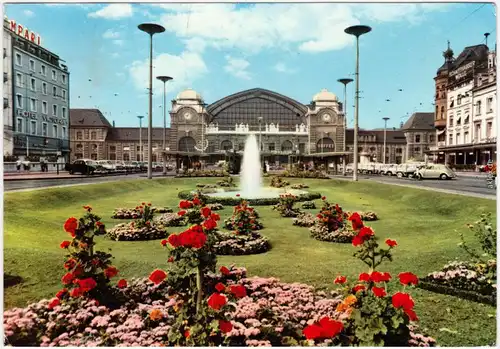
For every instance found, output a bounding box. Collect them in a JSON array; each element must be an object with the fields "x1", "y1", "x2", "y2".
[
  {"x1": 396, "y1": 172, "x2": 403, "y2": 178},
  {"x1": 439, "y1": 173, "x2": 449, "y2": 180},
  {"x1": 386, "y1": 172, "x2": 392, "y2": 176},
  {"x1": 416, "y1": 173, "x2": 423, "y2": 180}
]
